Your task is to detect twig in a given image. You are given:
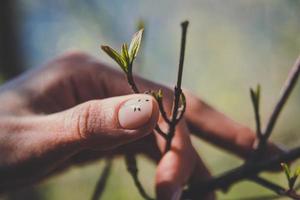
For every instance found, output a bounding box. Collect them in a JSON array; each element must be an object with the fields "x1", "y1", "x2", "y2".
[
  {"x1": 183, "y1": 54, "x2": 300, "y2": 199},
  {"x1": 251, "y1": 55, "x2": 300, "y2": 163},
  {"x1": 156, "y1": 97, "x2": 171, "y2": 124},
  {"x1": 127, "y1": 72, "x2": 139, "y2": 93},
  {"x1": 125, "y1": 154, "x2": 154, "y2": 200},
  {"x1": 183, "y1": 145, "x2": 300, "y2": 198},
  {"x1": 249, "y1": 176, "x2": 286, "y2": 195},
  {"x1": 250, "y1": 86, "x2": 262, "y2": 139},
  {"x1": 249, "y1": 176, "x2": 300, "y2": 199},
  {"x1": 91, "y1": 159, "x2": 112, "y2": 200},
  {"x1": 261, "y1": 55, "x2": 300, "y2": 143},
  {"x1": 164, "y1": 21, "x2": 189, "y2": 152},
  {"x1": 154, "y1": 124, "x2": 168, "y2": 139}
]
